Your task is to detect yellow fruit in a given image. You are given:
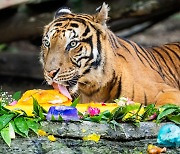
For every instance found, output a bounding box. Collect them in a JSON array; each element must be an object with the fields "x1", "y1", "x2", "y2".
[
  {"x1": 6, "y1": 89, "x2": 118, "y2": 116},
  {"x1": 6, "y1": 89, "x2": 71, "y2": 116}
]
